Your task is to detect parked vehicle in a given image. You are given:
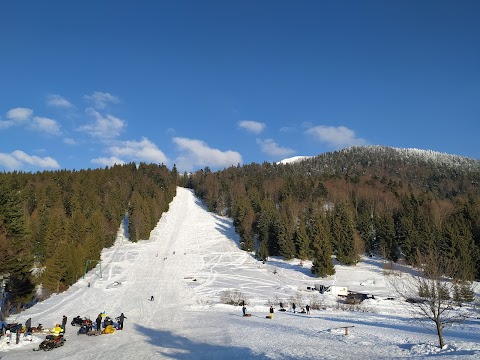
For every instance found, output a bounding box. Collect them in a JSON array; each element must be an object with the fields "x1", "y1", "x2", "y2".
[{"x1": 345, "y1": 292, "x2": 369, "y2": 305}]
